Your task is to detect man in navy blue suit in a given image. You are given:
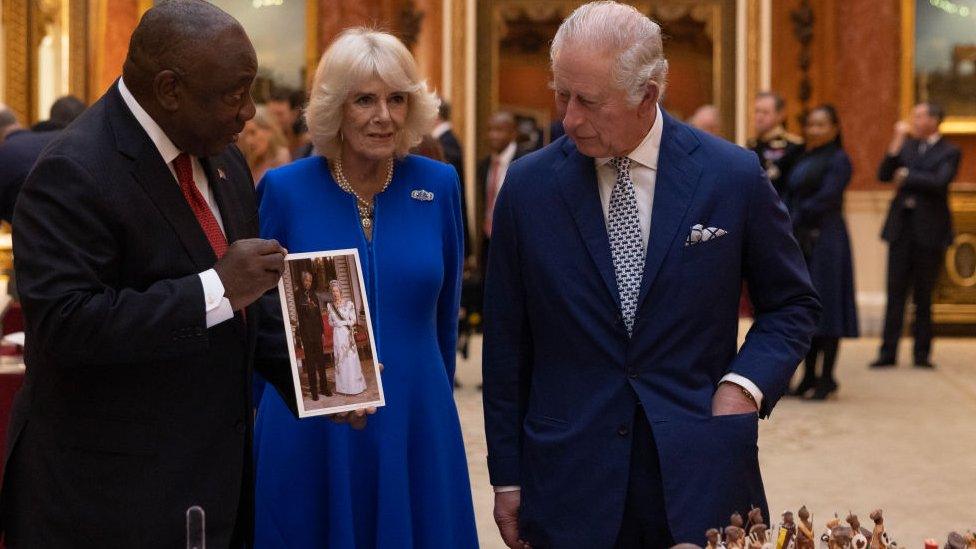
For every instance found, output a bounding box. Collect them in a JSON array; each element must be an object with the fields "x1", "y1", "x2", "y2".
[{"x1": 482, "y1": 3, "x2": 821, "y2": 548}]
